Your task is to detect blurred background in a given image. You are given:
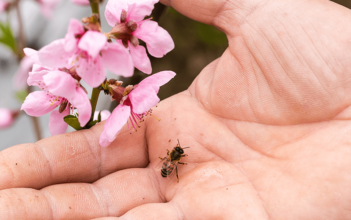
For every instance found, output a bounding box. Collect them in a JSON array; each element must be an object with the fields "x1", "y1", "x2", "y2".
[{"x1": 0, "y1": 0, "x2": 349, "y2": 149}]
